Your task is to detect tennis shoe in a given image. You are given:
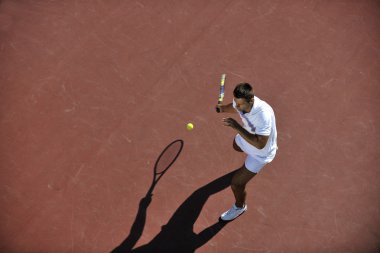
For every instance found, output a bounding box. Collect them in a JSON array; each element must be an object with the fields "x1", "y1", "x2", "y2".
[{"x1": 220, "y1": 204, "x2": 247, "y2": 221}]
